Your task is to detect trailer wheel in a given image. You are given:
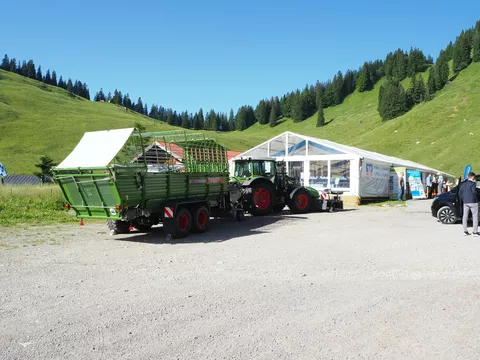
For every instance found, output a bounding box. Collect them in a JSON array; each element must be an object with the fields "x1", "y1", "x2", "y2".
[
  {"x1": 247, "y1": 182, "x2": 275, "y2": 216},
  {"x1": 191, "y1": 206, "x2": 210, "y2": 233},
  {"x1": 106, "y1": 220, "x2": 130, "y2": 235},
  {"x1": 170, "y1": 208, "x2": 192, "y2": 238},
  {"x1": 289, "y1": 189, "x2": 311, "y2": 214}
]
